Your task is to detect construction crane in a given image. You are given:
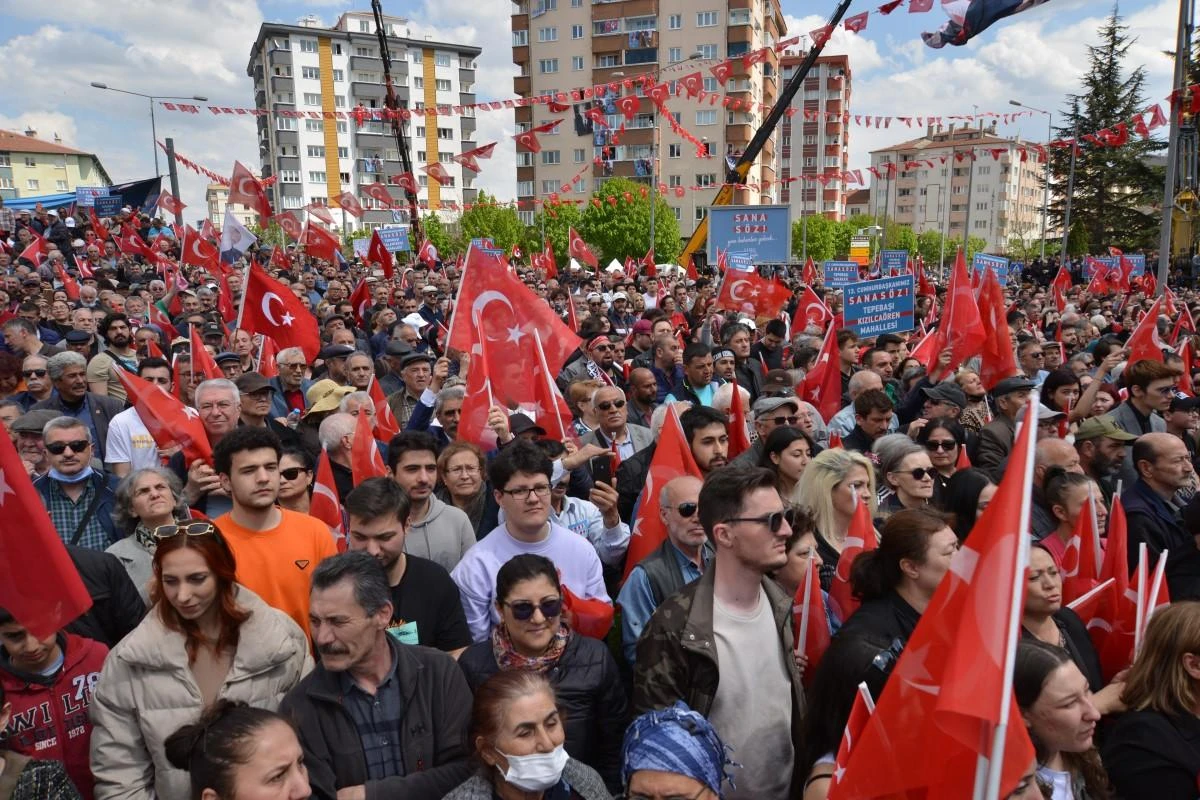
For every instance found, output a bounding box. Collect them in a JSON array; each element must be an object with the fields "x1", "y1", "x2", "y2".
[
  {"x1": 372, "y1": 0, "x2": 422, "y2": 243},
  {"x1": 678, "y1": 0, "x2": 855, "y2": 271}
]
